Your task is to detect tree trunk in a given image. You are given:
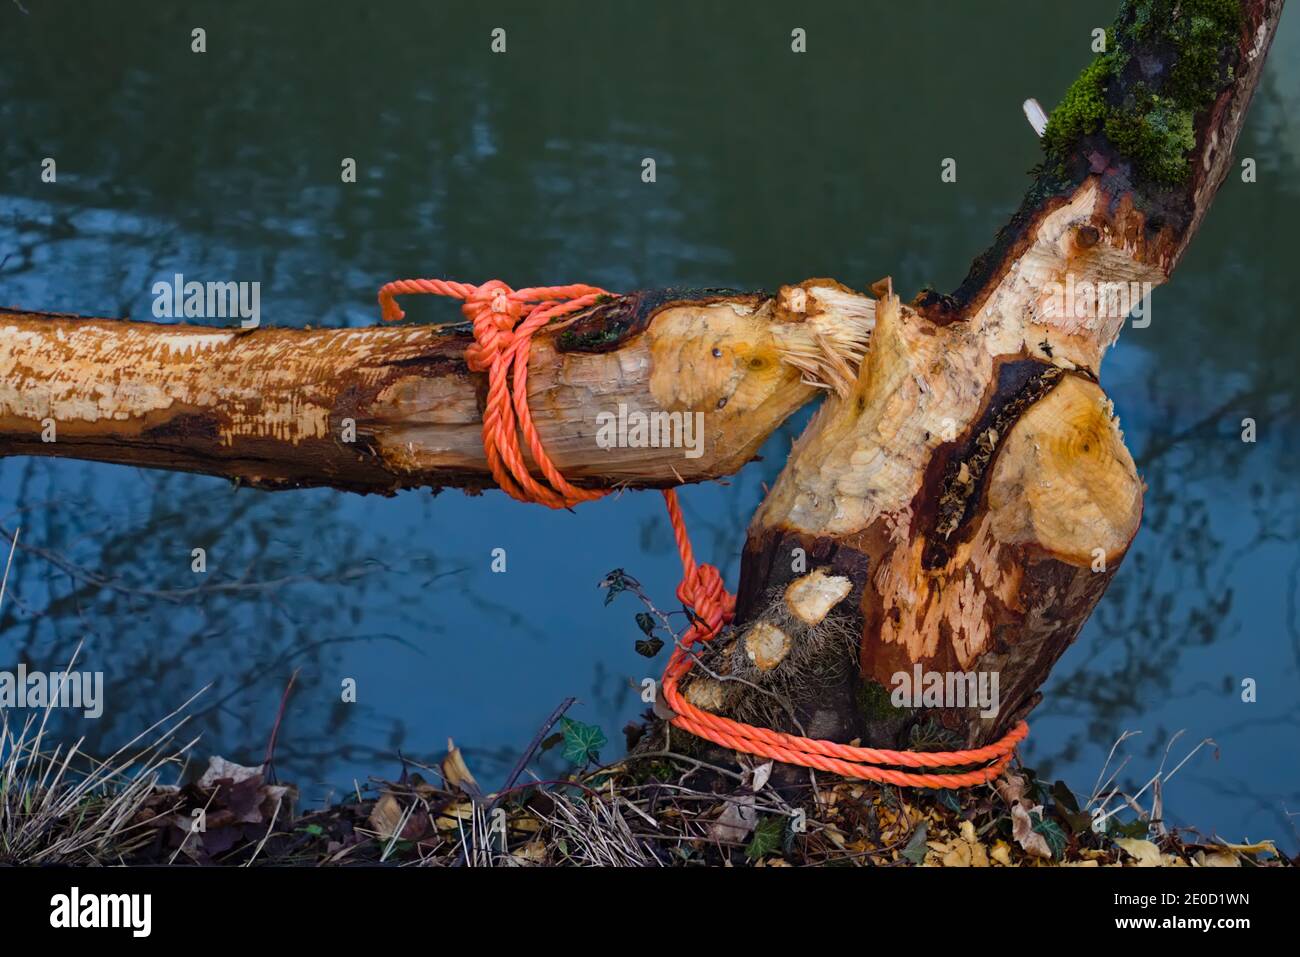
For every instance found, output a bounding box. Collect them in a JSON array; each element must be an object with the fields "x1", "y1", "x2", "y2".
[{"x1": 673, "y1": 0, "x2": 1282, "y2": 762}]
